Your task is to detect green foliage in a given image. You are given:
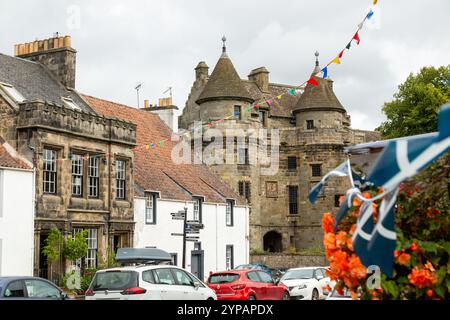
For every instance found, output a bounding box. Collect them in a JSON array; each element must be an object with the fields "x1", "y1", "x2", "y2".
[
  {"x1": 42, "y1": 227, "x2": 64, "y2": 264},
  {"x1": 297, "y1": 246, "x2": 324, "y2": 255},
  {"x1": 250, "y1": 248, "x2": 268, "y2": 255},
  {"x1": 377, "y1": 65, "x2": 450, "y2": 139},
  {"x1": 64, "y1": 230, "x2": 88, "y2": 262}
]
